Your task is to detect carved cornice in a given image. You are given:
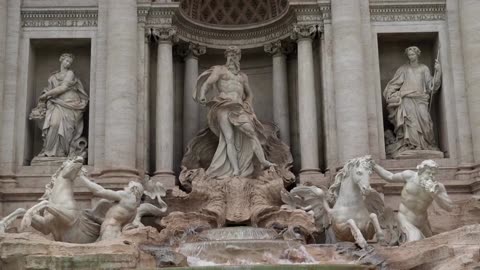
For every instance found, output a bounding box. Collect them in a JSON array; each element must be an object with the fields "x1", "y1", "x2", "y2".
[
  {"x1": 148, "y1": 26, "x2": 179, "y2": 44},
  {"x1": 370, "y1": 3, "x2": 446, "y2": 22},
  {"x1": 21, "y1": 8, "x2": 97, "y2": 28},
  {"x1": 264, "y1": 40, "x2": 294, "y2": 56},
  {"x1": 291, "y1": 4, "x2": 330, "y2": 23},
  {"x1": 138, "y1": 6, "x2": 150, "y2": 24},
  {"x1": 173, "y1": 9, "x2": 298, "y2": 49},
  {"x1": 137, "y1": 2, "x2": 328, "y2": 49},
  {"x1": 290, "y1": 24, "x2": 317, "y2": 41},
  {"x1": 145, "y1": 6, "x2": 177, "y2": 27}
]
